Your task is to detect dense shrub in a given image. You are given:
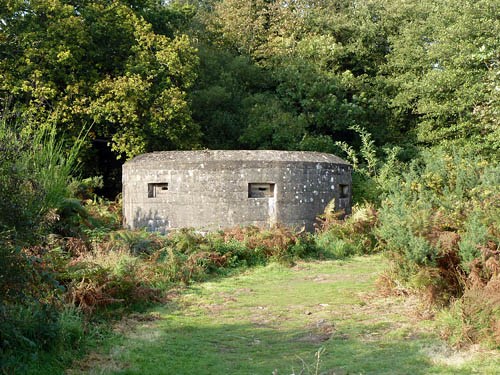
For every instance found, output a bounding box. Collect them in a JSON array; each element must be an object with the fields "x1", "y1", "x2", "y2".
[
  {"x1": 377, "y1": 149, "x2": 499, "y2": 282},
  {"x1": 142, "y1": 225, "x2": 318, "y2": 288},
  {"x1": 376, "y1": 148, "x2": 500, "y2": 344},
  {"x1": 315, "y1": 203, "x2": 379, "y2": 259},
  {"x1": 17, "y1": 223, "x2": 319, "y2": 319},
  {"x1": 335, "y1": 125, "x2": 404, "y2": 205},
  {"x1": 0, "y1": 119, "x2": 83, "y2": 370},
  {"x1": 219, "y1": 225, "x2": 317, "y2": 265},
  {"x1": 0, "y1": 124, "x2": 45, "y2": 239}
]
